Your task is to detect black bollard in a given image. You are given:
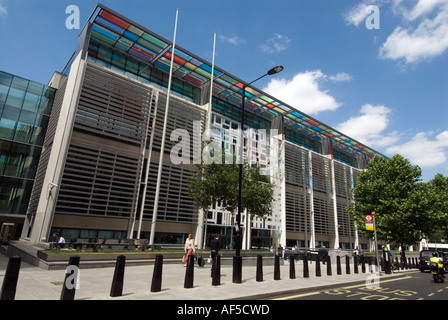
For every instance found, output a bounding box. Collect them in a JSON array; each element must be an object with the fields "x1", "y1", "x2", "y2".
[
  {"x1": 361, "y1": 256, "x2": 366, "y2": 273},
  {"x1": 326, "y1": 256, "x2": 332, "y2": 276},
  {"x1": 289, "y1": 255, "x2": 295, "y2": 279},
  {"x1": 0, "y1": 256, "x2": 21, "y2": 300},
  {"x1": 151, "y1": 254, "x2": 163, "y2": 292},
  {"x1": 412, "y1": 257, "x2": 416, "y2": 268},
  {"x1": 336, "y1": 256, "x2": 342, "y2": 275},
  {"x1": 303, "y1": 255, "x2": 309, "y2": 278},
  {"x1": 256, "y1": 255, "x2": 263, "y2": 282},
  {"x1": 346, "y1": 255, "x2": 350, "y2": 274},
  {"x1": 232, "y1": 256, "x2": 242, "y2": 284},
  {"x1": 60, "y1": 256, "x2": 80, "y2": 300},
  {"x1": 274, "y1": 255, "x2": 281, "y2": 280},
  {"x1": 110, "y1": 255, "x2": 126, "y2": 297},
  {"x1": 184, "y1": 254, "x2": 194, "y2": 288},
  {"x1": 212, "y1": 255, "x2": 221, "y2": 286},
  {"x1": 315, "y1": 256, "x2": 321, "y2": 277}
]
